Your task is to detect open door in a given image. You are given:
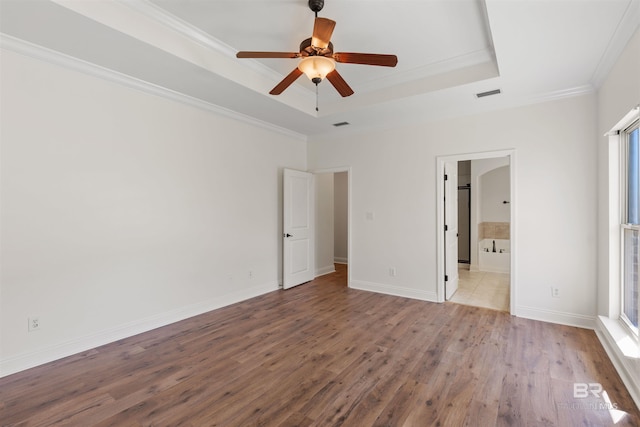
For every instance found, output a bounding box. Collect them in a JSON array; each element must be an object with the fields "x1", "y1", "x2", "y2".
[
  {"x1": 444, "y1": 162, "x2": 459, "y2": 299},
  {"x1": 283, "y1": 169, "x2": 315, "y2": 289}
]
